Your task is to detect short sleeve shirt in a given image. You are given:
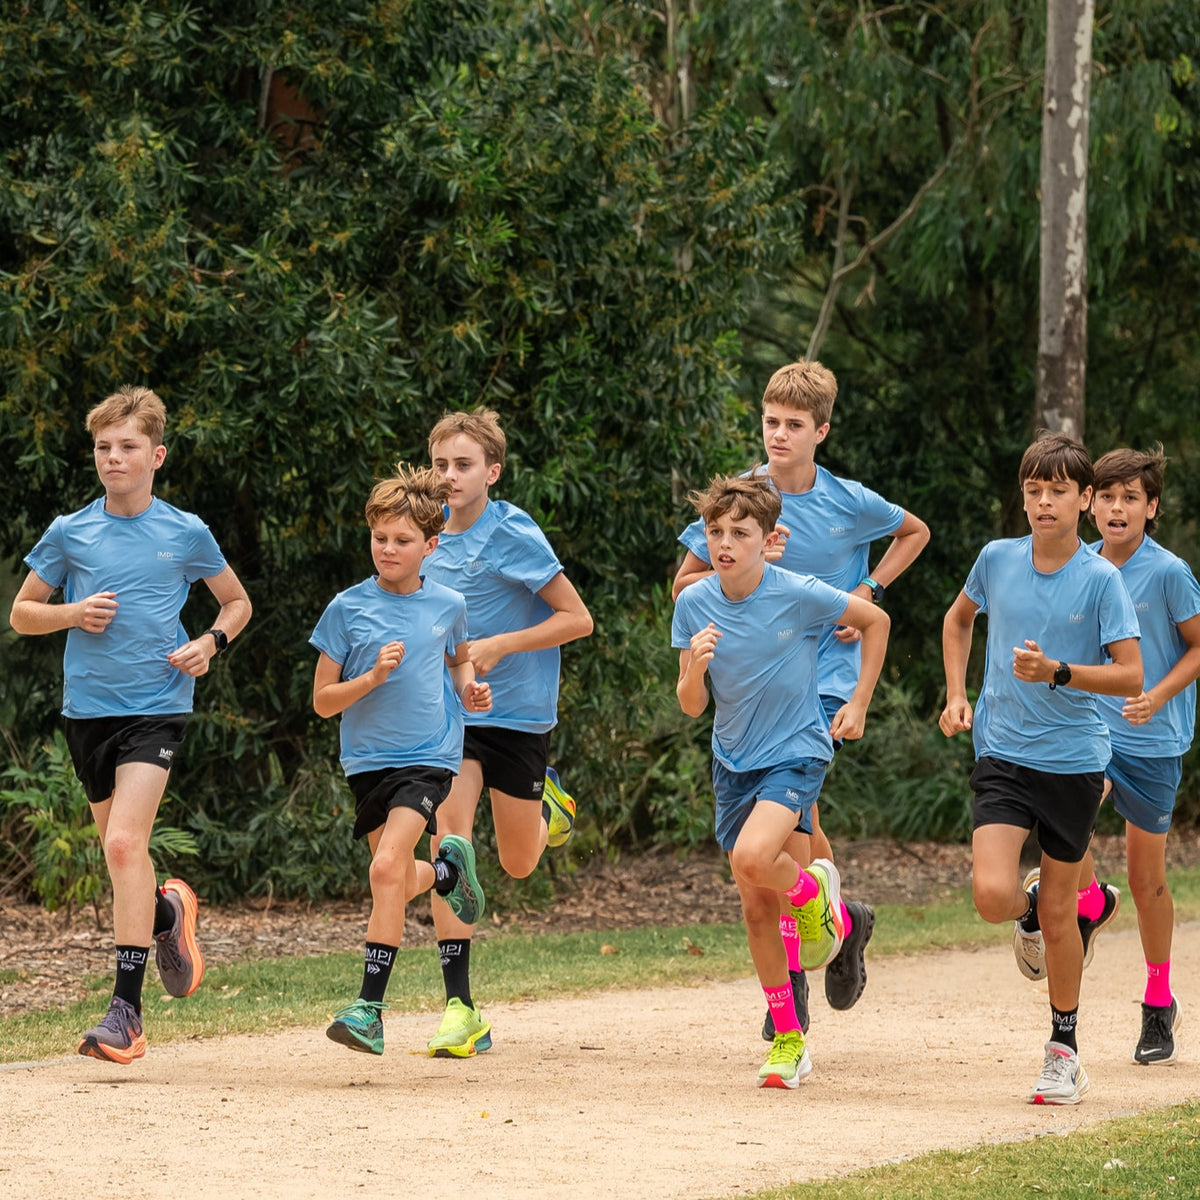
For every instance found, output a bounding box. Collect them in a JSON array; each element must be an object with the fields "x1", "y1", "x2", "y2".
[
  {"x1": 964, "y1": 536, "x2": 1140, "y2": 773},
  {"x1": 671, "y1": 564, "x2": 850, "y2": 772},
  {"x1": 1090, "y1": 537, "x2": 1200, "y2": 756},
  {"x1": 679, "y1": 466, "x2": 903, "y2": 701},
  {"x1": 309, "y1": 577, "x2": 469, "y2": 775},
  {"x1": 421, "y1": 499, "x2": 563, "y2": 733},
  {"x1": 24, "y1": 497, "x2": 227, "y2": 717}
]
